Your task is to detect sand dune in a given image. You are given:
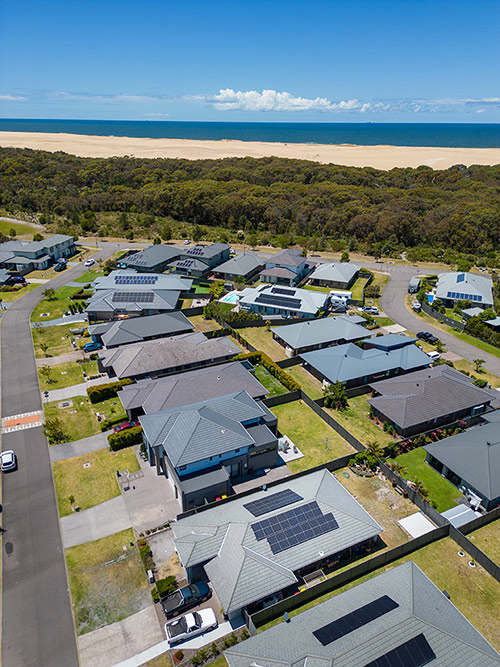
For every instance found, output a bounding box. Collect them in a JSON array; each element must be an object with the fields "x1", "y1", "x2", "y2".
[{"x1": 1, "y1": 131, "x2": 500, "y2": 170}]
